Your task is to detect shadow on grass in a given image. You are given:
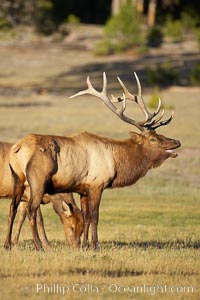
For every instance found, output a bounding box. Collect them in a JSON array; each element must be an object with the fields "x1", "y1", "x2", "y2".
[
  {"x1": 0, "y1": 102, "x2": 52, "y2": 108},
  {"x1": 42, "y1": 52, "x2": 200, "y2": 95},
  {"x1": 2, "y1": 52, "x2": 199, "y2": 97},
  {"x1": 16, "y1": 238, "x2": 200, "y2": 251},
  {"x1": 102, "y1": 240, "x2": 200, "y2": 250},
  {"x1": 66, "y1": 268, "x2": 199, "y2": 277},
  {"x1": 67, "y1": 268, "x2": 144, "y2": 277}
]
